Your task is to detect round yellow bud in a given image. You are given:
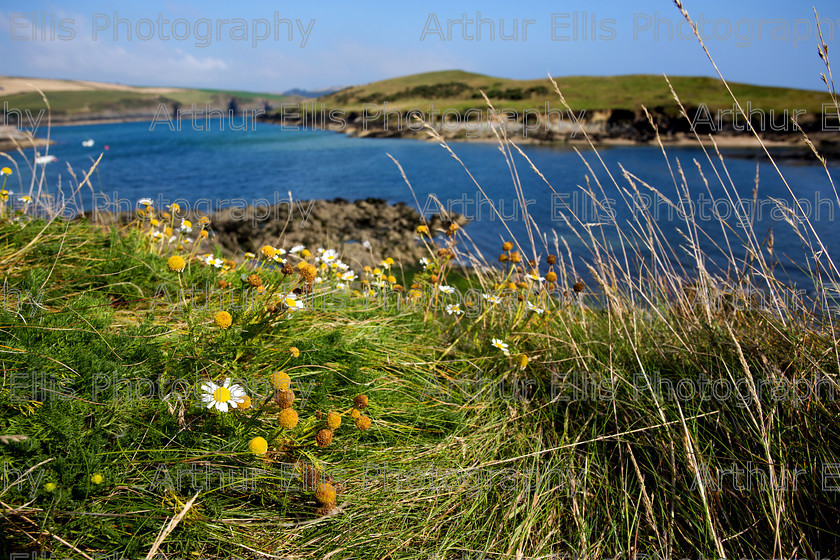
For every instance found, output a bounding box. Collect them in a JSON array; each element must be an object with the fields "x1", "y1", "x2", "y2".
[
  {"x1": 355, "y1": 415, "x2": 371, "y2": 431},
  {"x1": 248, "y1": 436, "x2": 268, "y2": 456},
  {"x1": 271, "y1": 371, "x2": 291, "y2": 391},
  {"x1": 260, "y1": 245, "x2": 276, "y2": 258},
  {"x1": 167, "y1": 255, "x2": 186, "y2": 272},
  {"x1": 326, "y1": 412, "x2": 341, "y2": 430},
  {"x1": 353, "y1": 394, "x2": 369, "y2": 409},
  {"x1": 314, "y1": 482, "x2": 336, "y2": 505},
  {"x1": 278, "y1": 408, "x2": 299, "y2": 429},
  {"x1": 315, "y1": 428, "x2": 334, "y2": 447},
  {"x1": 214, "y1": 311, "x2": 232, "y2": 329}
]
